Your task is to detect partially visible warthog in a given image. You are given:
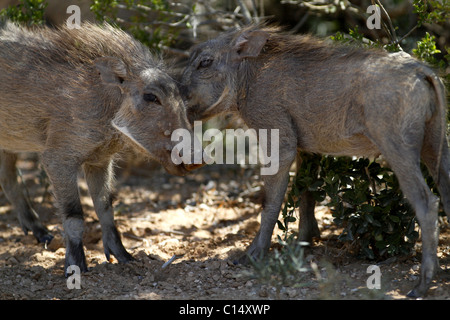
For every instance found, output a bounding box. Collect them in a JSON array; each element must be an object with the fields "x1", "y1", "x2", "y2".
[
  {"x1": 0, "y1": 21, "x2": 198, "y2": 274},
  {"x1": 181, "y1": 25, "x2": 449, "y2": 297}
]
